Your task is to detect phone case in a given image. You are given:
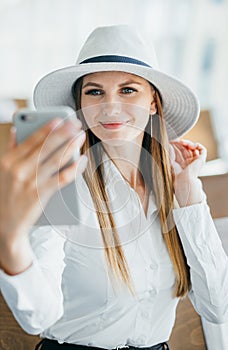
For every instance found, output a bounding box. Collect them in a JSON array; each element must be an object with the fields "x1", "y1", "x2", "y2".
[{"x1": 14, "y1": 106, "x2": 76, "y2": 143}]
